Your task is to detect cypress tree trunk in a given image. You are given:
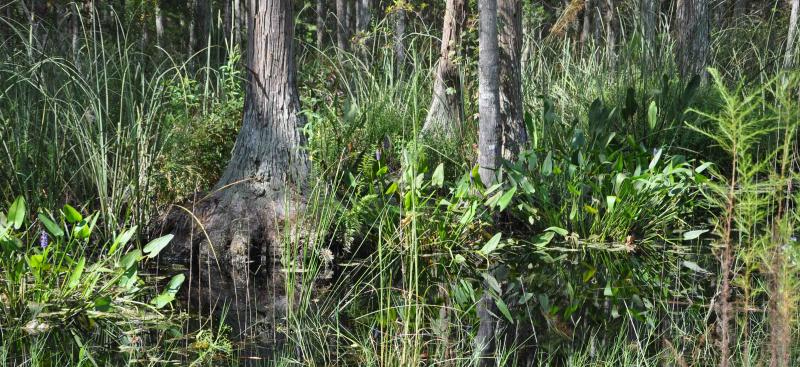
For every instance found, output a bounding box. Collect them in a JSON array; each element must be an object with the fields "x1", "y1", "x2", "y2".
[
  {"x1": 336, "y1": 0, "x2": 350, "y2": 51},
  {"x1": 498, "y1": 0, "x2": 526, "y2": 160},
  {"x1": 422, "y1": 0, "x2": 467, "y2": 138},
  {"x1": 168, "y1": 0, "x2": 309, "y2": 339},
  {"x1": 641, "y1": 0, "x2": 659, "y2": 69},
  {"x1": 675, "y1": 0, "x2": 710, "y2": 81},
  {"x1": 784, "y1": 0, "x2": 799, "y2": 69}
]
